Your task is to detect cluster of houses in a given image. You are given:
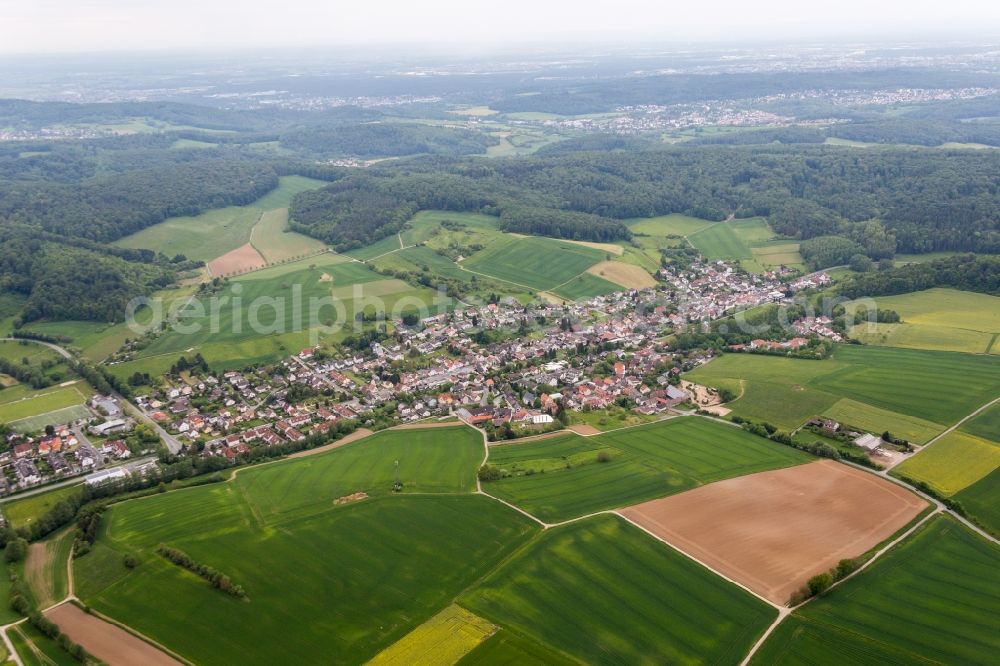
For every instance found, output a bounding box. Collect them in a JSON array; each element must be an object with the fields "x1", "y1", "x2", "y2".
[
  {"x1": 109, "y1": 257, "x2": 838, "y2": 459},
  {"x1": 658, "y1": 260, "x2": 789, "y2": 324},
  {"x1": 0, "y1": 395, "x2": 136, "y2": 493}
]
